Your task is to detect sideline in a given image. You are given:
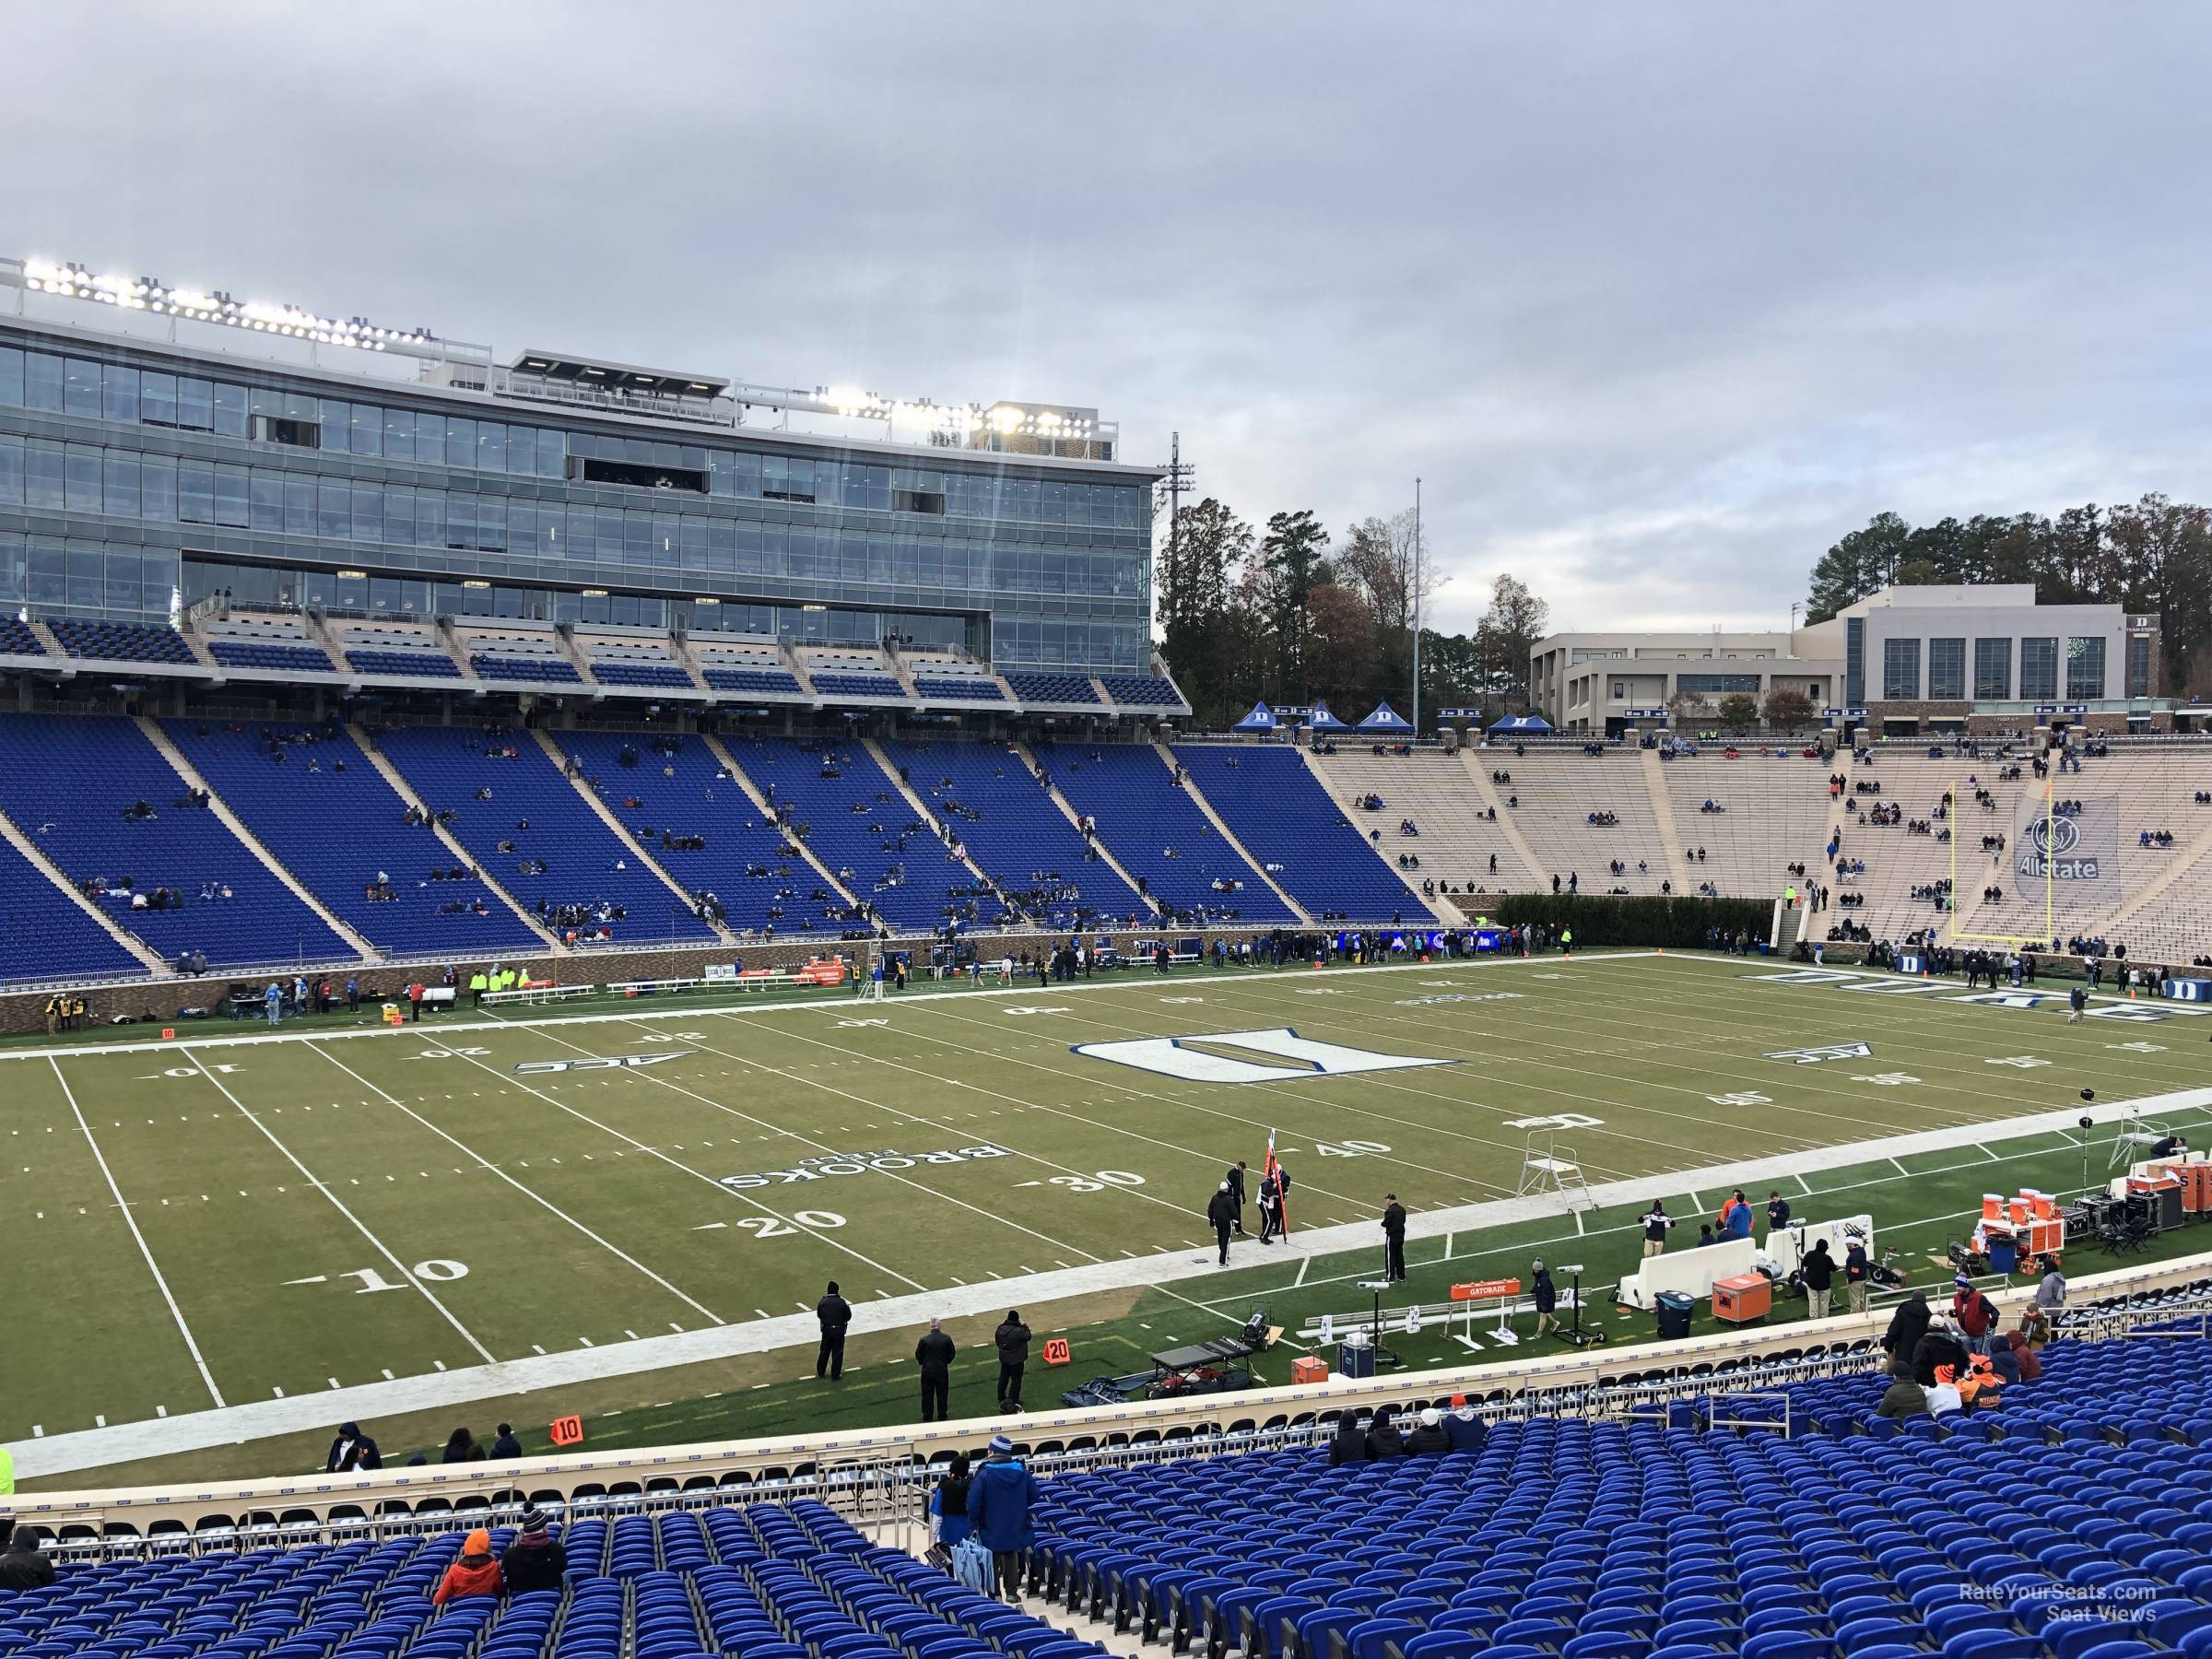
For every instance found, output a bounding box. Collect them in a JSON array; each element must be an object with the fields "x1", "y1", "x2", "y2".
[
  {"x1": 13, "y1": 1076, "x2": 2206, "y2": 1481},
  {"x1": 0, "y1": 949, "x2": 1655, "y2": 1063}
]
